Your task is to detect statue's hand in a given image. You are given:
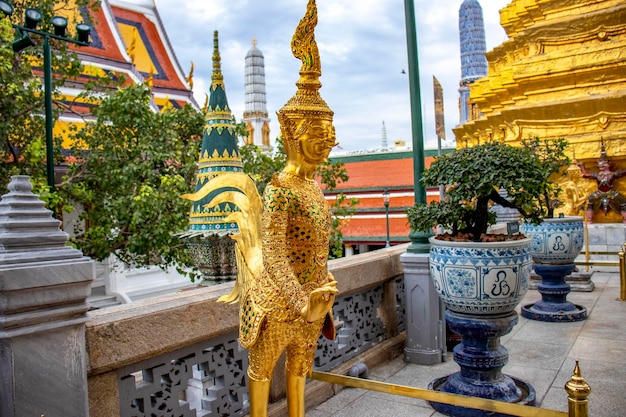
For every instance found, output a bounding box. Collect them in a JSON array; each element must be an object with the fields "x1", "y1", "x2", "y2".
[{"x1": 300, "y1": 280, "x2": 338, "y2": 323}]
